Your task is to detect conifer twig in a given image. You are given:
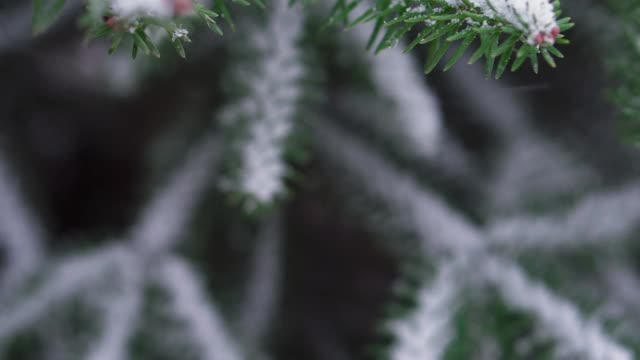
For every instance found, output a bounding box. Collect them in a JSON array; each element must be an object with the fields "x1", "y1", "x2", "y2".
[
  {"x1": 240, "y1": 213, "x2": 282, "y2": 348},
  {"x1": 386, "y1": 261, "x2": 462, "y2": 360},
  {"x1": 312, "y1": 118, "x2": 631, "y2": 360},
  {"x1": 0, "y1": 154, "x2": 45, "y2": 295},
  {"x1": 487, "y1": 181, "x2": 640, "y2": 251},
  {"x1": 156, "y1": 255, "x2": 242, "y2": 360}
]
